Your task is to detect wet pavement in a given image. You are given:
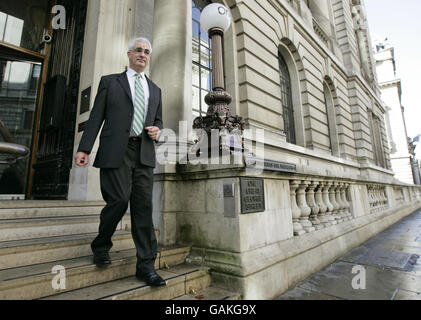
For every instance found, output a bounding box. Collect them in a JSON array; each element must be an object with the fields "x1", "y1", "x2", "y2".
[{"x1": 275, "y1": 208, "x2": 421, "y2": 300}]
